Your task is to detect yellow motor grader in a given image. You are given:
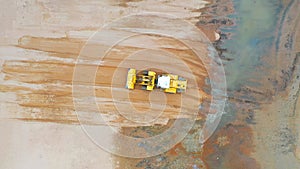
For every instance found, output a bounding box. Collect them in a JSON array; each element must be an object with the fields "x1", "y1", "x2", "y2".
[{"x1": 126, "y1": 68, "x2": 187, "y2": 94}]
